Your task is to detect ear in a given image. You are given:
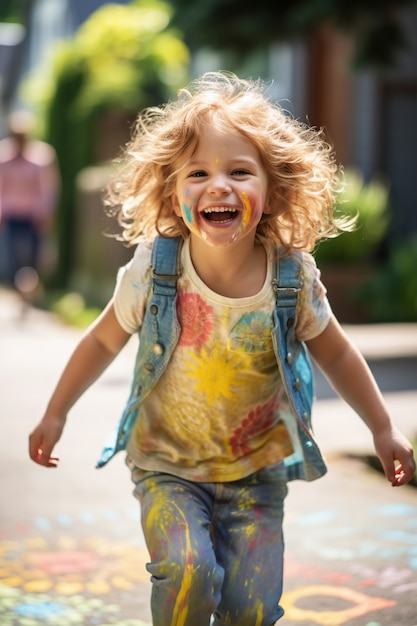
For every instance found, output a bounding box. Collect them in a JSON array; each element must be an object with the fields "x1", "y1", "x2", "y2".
[{"x1": 262, "y1": 199, "x2": 272, "y2": 215}]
